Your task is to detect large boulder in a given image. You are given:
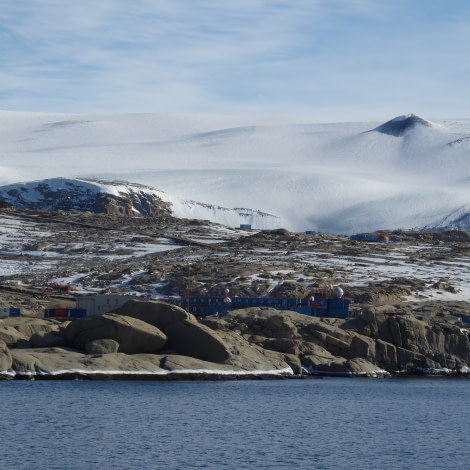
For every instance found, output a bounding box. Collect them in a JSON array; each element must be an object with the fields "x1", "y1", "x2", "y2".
[
  {"x1": 10, "y1": 318, "x2": 60, "y2": 339},
  {"x1": 112, "y1": 300, "x2": 193, "y2": 331},
  {"x1": 0, "y1": 326, "x2": 27, "y2": 347},
  {"x1": 165, "y1": 320, "x2": 231, "y2": 363},
  {"x1": 60, "y1": 314, "x2": 167, "y2": 354},
  {"x1": 0, "y1": 318, "x2": 61, "y2": 347}
]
